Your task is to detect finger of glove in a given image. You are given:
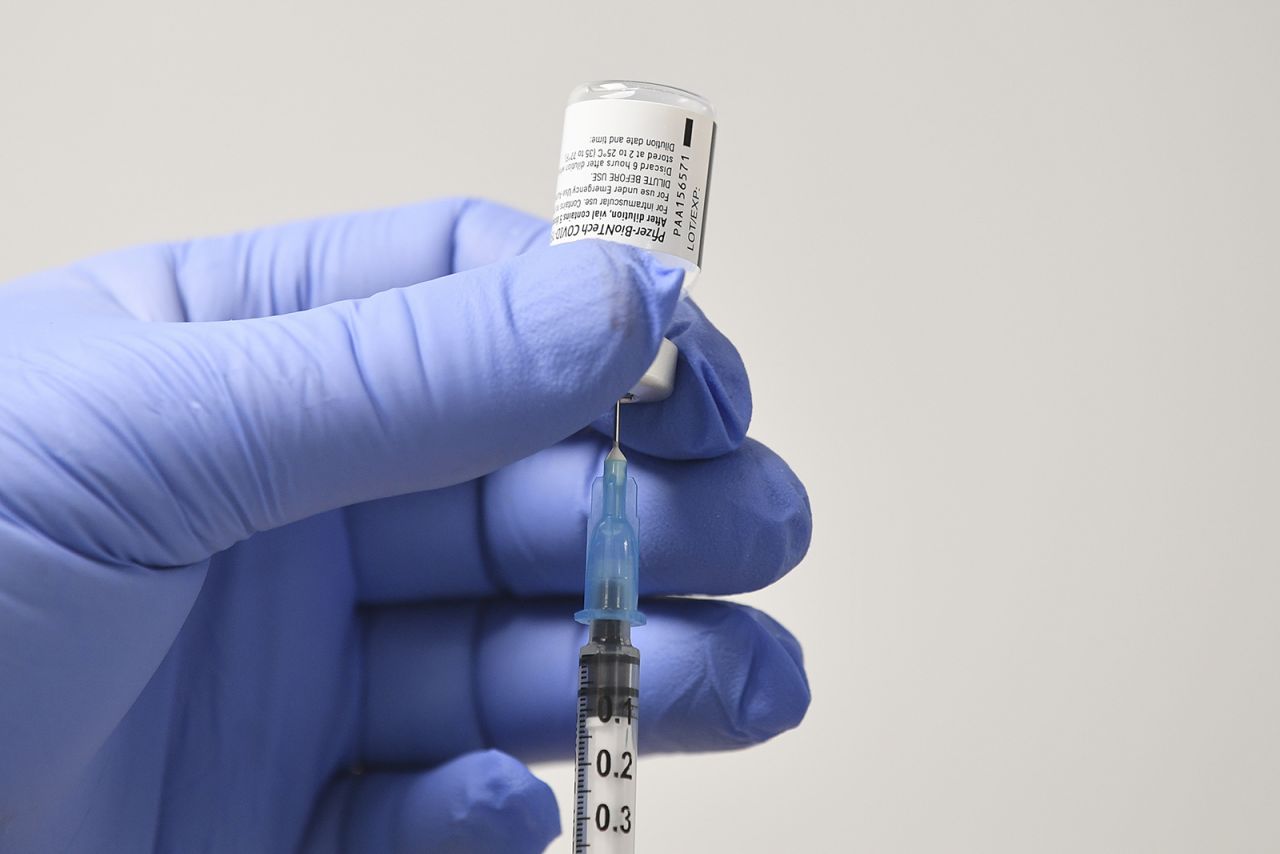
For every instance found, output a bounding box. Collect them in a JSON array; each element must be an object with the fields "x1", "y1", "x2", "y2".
[
  {"x1": 359, "y1": 599, "x2": 810, "y2": 766},
  {"x1": 159, "y1": 198, "x2": 546, "y2": 321},
  {"x1": 347, "y1": 434, "x2": 811, "y2": 603},
  {"x1": 175, "y1": 198, "x2": 749, "y2": 458},
  {"x1": 60, "y1": 240, "x2": 680, "y2": 567},
  {"x1": 302, "y1": 750, "x2": 558, "y2": 854},
  {"x1": 466, "y1": 207, "x2": 750, "y2": 460},
  {"x1": 588, "y1": 297, "x2": 752, "y2": 459},
  {"x1": 59, "y1": 196, "x2": 749, "y2": 458}
]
